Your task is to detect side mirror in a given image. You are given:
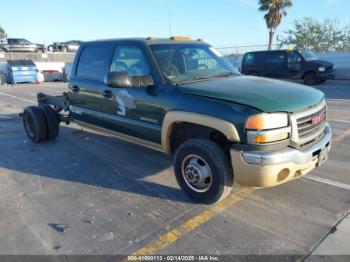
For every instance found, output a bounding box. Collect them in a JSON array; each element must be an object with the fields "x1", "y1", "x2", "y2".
[{"x1": 105, "y1": 71, "x2": 132, "y2": 88}]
